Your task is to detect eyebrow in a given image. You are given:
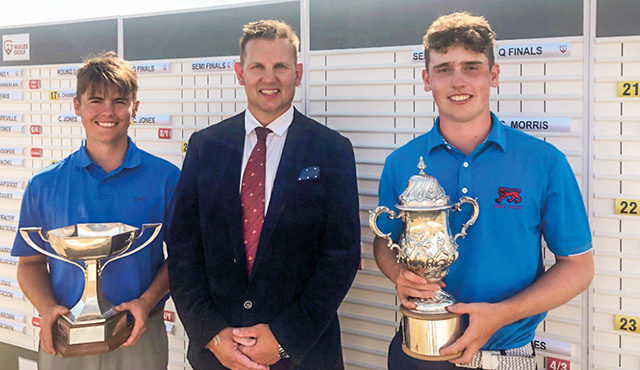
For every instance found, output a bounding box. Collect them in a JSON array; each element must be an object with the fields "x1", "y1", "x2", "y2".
[
  {"x1": 432, "y1": 61, "x2": 484, "y2": 69},
  {"x1": 87, "y1": 95, "x2": 130, "y2": 100}
]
